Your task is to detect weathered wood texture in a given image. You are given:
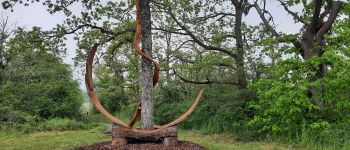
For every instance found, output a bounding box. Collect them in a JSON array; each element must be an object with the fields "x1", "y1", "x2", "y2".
[
  {"x1": 163, "y1": 137, "x2": 178, "y2": 146},
  {"x1": 111, "y1": 124, "x2": 178, "y2": 147},
  {"x1": 128, "y1": 102, "x2": 141, "y2": 127}
]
